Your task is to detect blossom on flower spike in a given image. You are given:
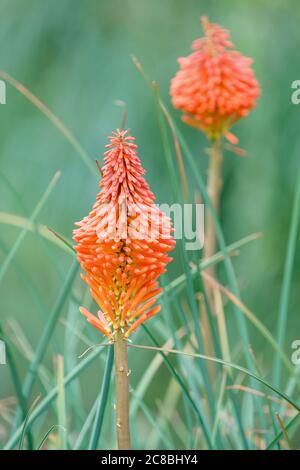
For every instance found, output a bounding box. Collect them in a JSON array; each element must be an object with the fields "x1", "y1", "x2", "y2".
[
  {"x1": 73, "y1": 130, "x2": 175, "y2": 339},
  {"x1": 170, "y1": 17, "x2": 260, "y2": 143}
]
